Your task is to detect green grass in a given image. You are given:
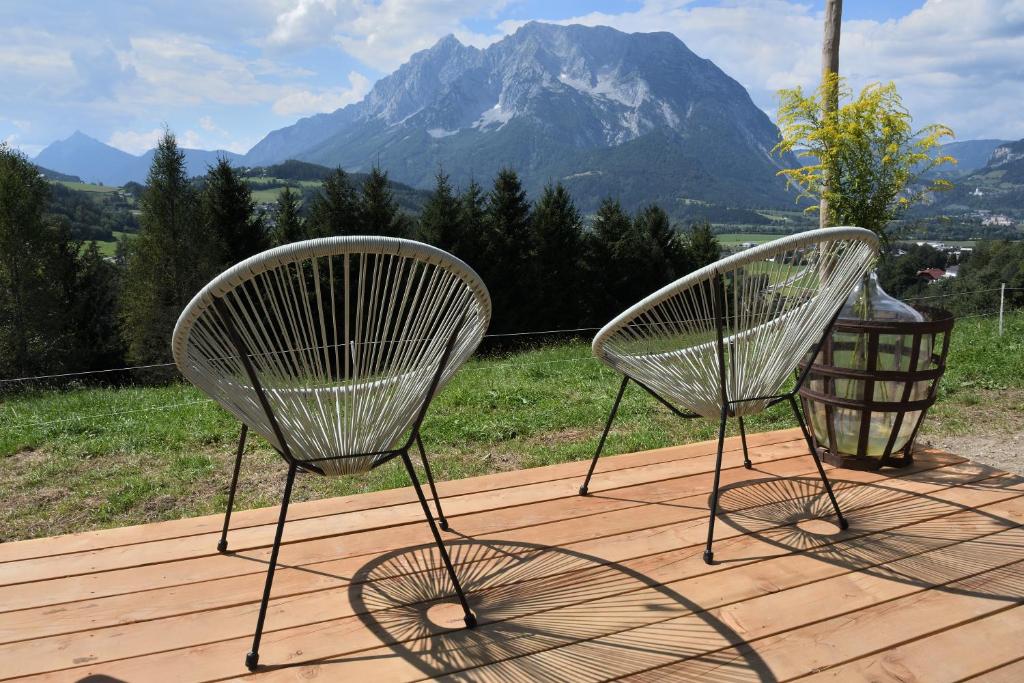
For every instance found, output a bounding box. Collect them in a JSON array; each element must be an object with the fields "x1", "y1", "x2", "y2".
[
  {"x1": 56, "y1": 181, "x2": 121, "y2": 194},
  {"x1": 715, "y1": 233, "x2": 783, "y2": 245},
  {"x1": 2, "y1": 312, "x2": 1021, "y2": 541},
  {"x1": 92, "y1": 230, "x2": 133, "y2": 257}
]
